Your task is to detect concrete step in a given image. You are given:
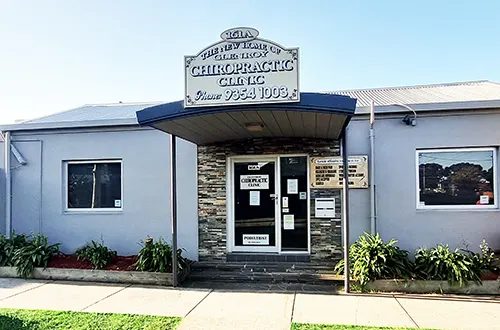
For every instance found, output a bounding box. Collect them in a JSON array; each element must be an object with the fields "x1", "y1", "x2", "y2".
[
  {"x1": 186, "y1": 260, "x2": 343, "y2": 284},
  {"x1": 187, "y1": 270, "x2": 342, "y2": 284},
  {"x1": 191, "y1": 261, "x2": 338, "y2": 273},
  {"x1": 181, "y1": 279, "x2": 341, "y2": 293}
]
